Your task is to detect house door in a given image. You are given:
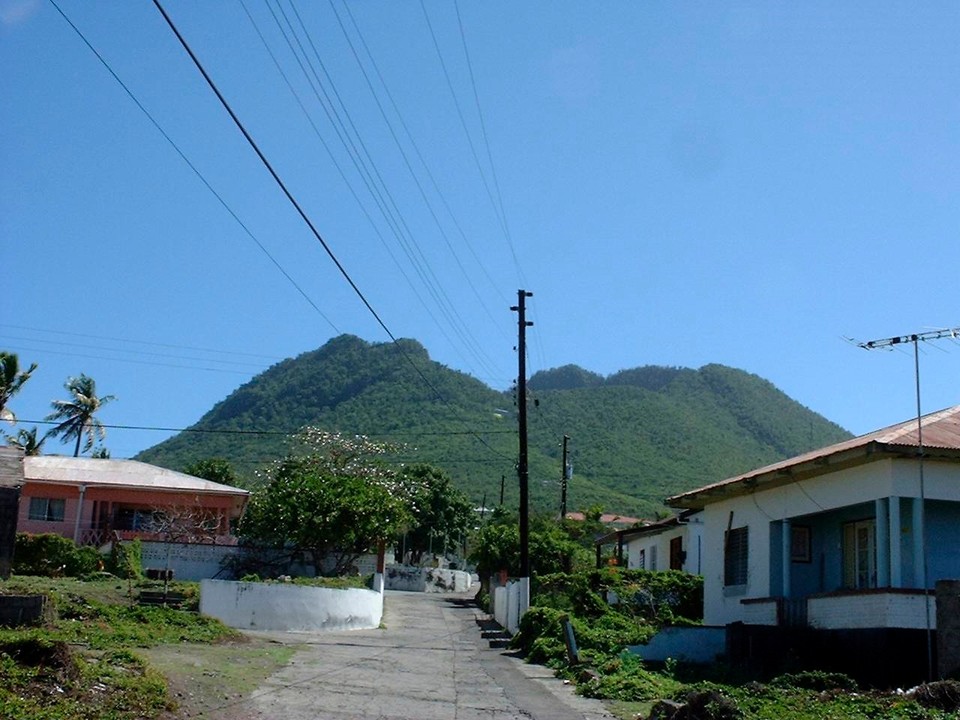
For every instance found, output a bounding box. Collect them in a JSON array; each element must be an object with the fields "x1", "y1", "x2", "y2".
[{"x1": 843, "y1": 519, "x2": 876, "y2": 589}]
